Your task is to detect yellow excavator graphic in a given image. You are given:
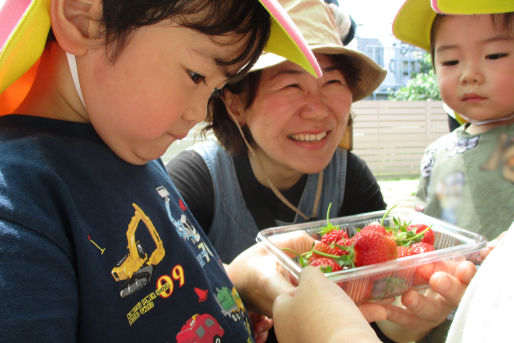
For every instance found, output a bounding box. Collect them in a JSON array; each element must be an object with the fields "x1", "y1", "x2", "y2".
[{"x1": 111, "y1": 203, "x2": 165, "y2": 298}]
